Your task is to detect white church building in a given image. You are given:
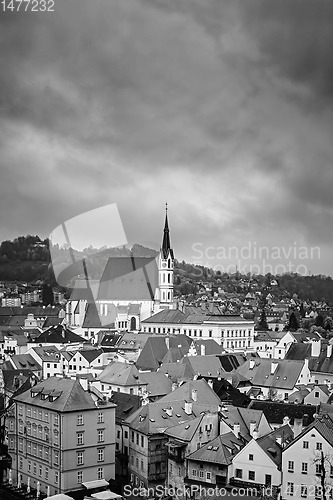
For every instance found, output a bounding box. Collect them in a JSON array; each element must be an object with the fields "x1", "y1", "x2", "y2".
[{"x1": 65, "y1": 207, "x2": 175, "y2": 338}]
